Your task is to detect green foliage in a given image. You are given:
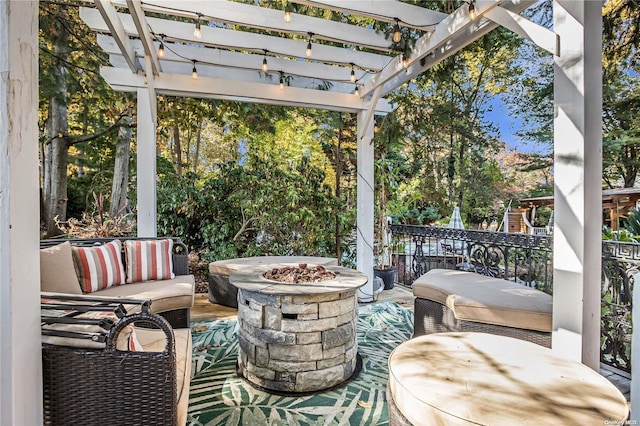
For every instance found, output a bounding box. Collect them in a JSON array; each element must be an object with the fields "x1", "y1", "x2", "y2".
[
  {"x1": 391, "y1": 206, "x2": 441, "y2": 225},
  {"x1": 603, "y1": 226, "x2": 637, "y2": 242},
  {"x1": 624, "y1": 208, "x2": 640, "y2": 236}
]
